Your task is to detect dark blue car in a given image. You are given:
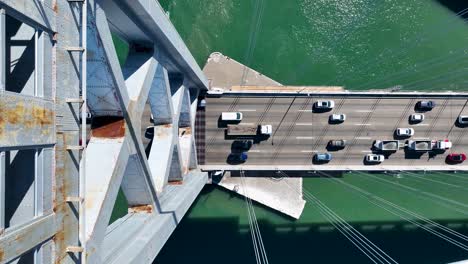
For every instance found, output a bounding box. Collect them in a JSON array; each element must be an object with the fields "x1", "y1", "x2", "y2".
[
  {"x1": 314, "y1": 153, "x2": 332, "y2": 163},
  {"x1": 227, "y1": 152, "x2": 248, "y2": 164}
]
